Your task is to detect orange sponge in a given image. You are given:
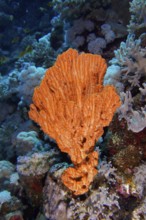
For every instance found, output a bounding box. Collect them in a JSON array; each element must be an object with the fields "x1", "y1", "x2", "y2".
[{"x1": 29, "y1": 48, "x2": 121, "y2": 195}]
